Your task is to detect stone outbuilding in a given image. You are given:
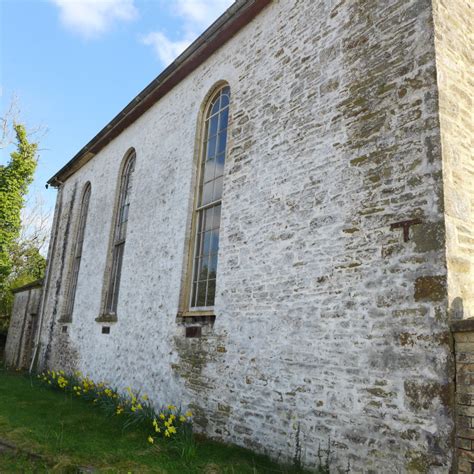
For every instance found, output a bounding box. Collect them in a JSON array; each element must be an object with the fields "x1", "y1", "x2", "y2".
[
  {"x1": 4, "y1": 279, "x2": 43, "y2": 370},
  {"x1": 10, "y1": 0, "x2": 472, "y2": 471}
]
